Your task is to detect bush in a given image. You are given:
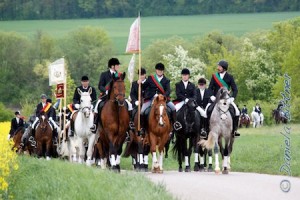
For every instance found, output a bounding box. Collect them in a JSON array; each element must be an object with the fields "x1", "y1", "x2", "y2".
[{"x1": 0, "y1": 103, "x2": 13, "y2": 122}]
